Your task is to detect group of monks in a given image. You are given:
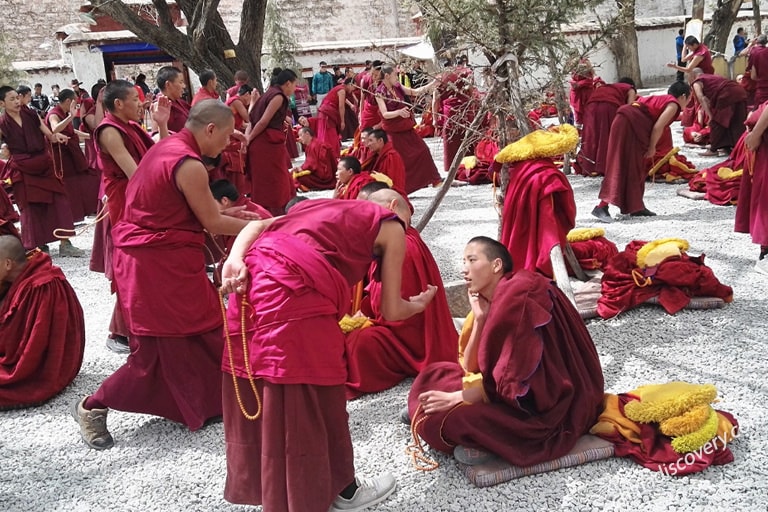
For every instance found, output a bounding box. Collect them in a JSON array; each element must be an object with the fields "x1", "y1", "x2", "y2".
[{"x1": 0, "y1": 43, "x2": 756, "y2": 511}]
